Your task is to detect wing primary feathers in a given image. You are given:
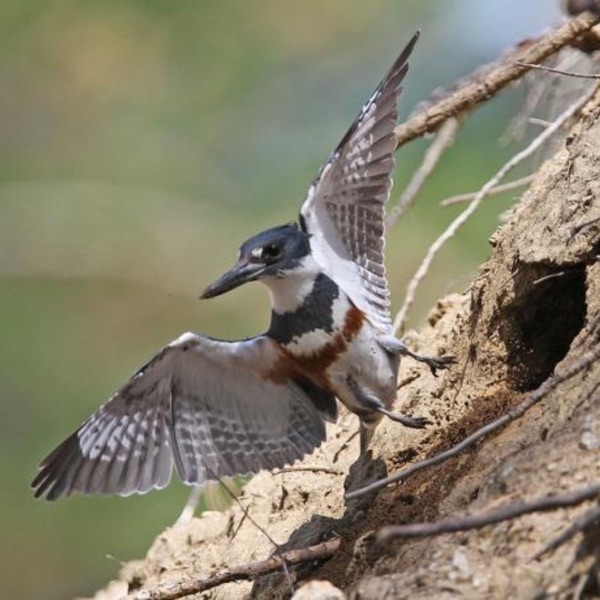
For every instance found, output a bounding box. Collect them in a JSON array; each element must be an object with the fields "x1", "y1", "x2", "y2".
[
  {"x1": 131, "y1": 394, "x2": 161, "y2": 493},
  {"x1": 300, "y1": 32, "x2": 420, "y2": 332},
  {"x1": 115, "y1": 407, "x2": 147, "y2": 495},
  {"x1": 33, "y1": 335, "x2": 331, "y2": 499},
  {"x1": 32, "y1": 434, "x2": 78, "y2": 499},
  {"x1": 169, "y1": 384, "x2": 196, "y2": 484}
]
